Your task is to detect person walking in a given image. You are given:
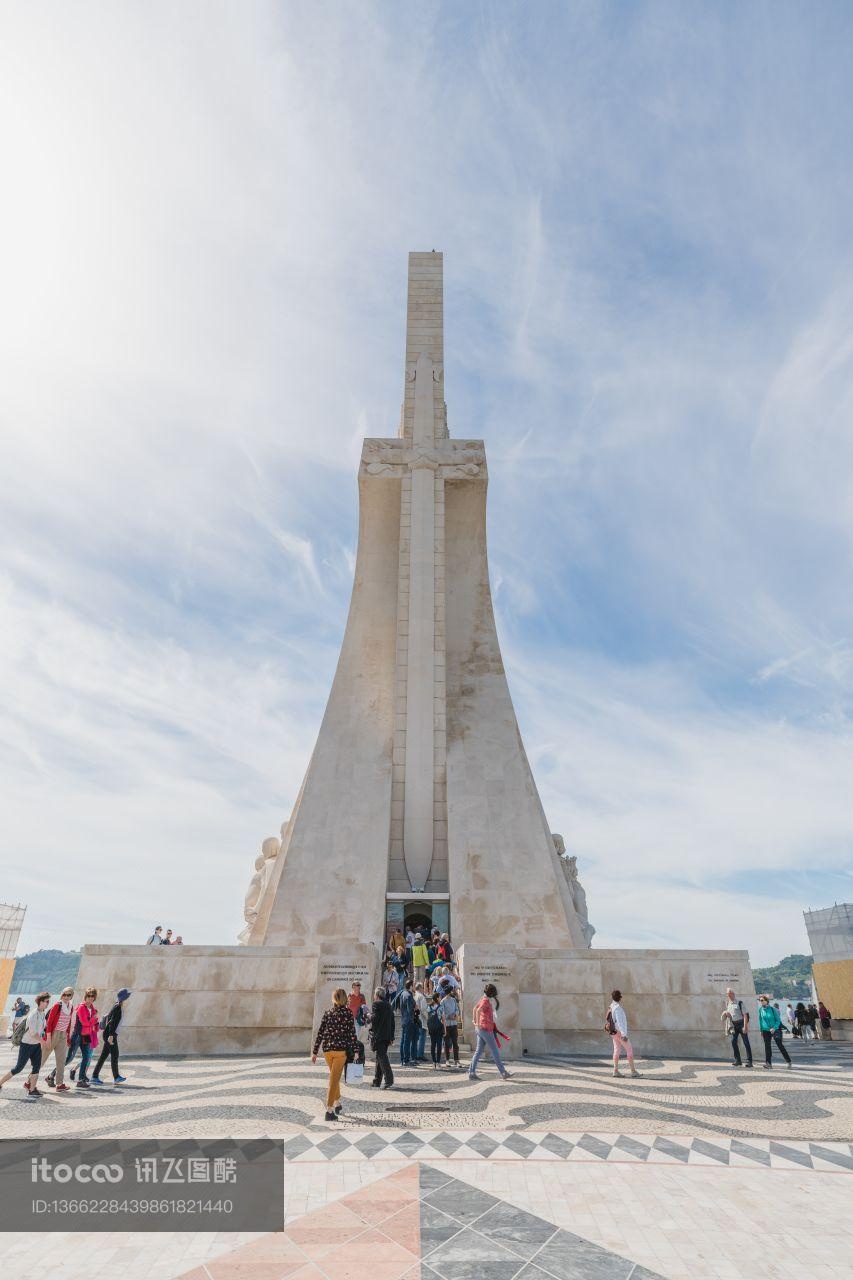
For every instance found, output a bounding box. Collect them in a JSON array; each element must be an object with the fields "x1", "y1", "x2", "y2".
[
  {"x1": 398, "y1": 980, "x2": 417, "y2": 1067},
  {"x1": 785, "y1": 1002, "x2": 797, "y2": 1037},
  {"x1": 411, "y1": 934, "x2": 430, "y2": 988},
  {"x1": 818, "y1": 1001, "x2": 833, "y2": 1040},
  {"x1": 0, "y1": 991, "x2": 50, "y2": 1099},
  {"x1": 807, "y1": 1003, "x2": 820, "y2": 1041},
  {"x1": 758, "y1": 995, "x2": 792, "y2": 1069},
  {"x1": 608, "y1": 990, "x2": 641, "y2": 1078},
  {"x1": 42, "y1": 987, "x2": 76, "y2": 1091},
  {"x1": 439, "y1": 984, "x2": 461, "y2": 1069},
  {"x1": 91, "y1": 988, "x2": 131, "y2": 1084},
  {"x1": 348, "y1": 982, "x2": 368, "y2": 1053},
  {"x1": 368, "y1": 986, "x2": 395, "y2": 1089},
  {"x1": 427, "y1": 995, "x2": 444, "y2": 1069},
  {"x1": 312, "y1": 987, "x2": 359, "y2": 1120},
  {"x1": 722, "y1": 988, "x2": 753, "y2": 1068},
  {"x1": 68, "y1": 988, "x2": 99, "y2": 1088},
  {"x1": 413, "y1": 982, "x2": 429, "y2": 1062},
  {"x1": 794, "y1": 1002, "x2": 813, "y2": 1044},
  {"x1": 468, "y1": 984, "x2": 511, "y2": 1080}
]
